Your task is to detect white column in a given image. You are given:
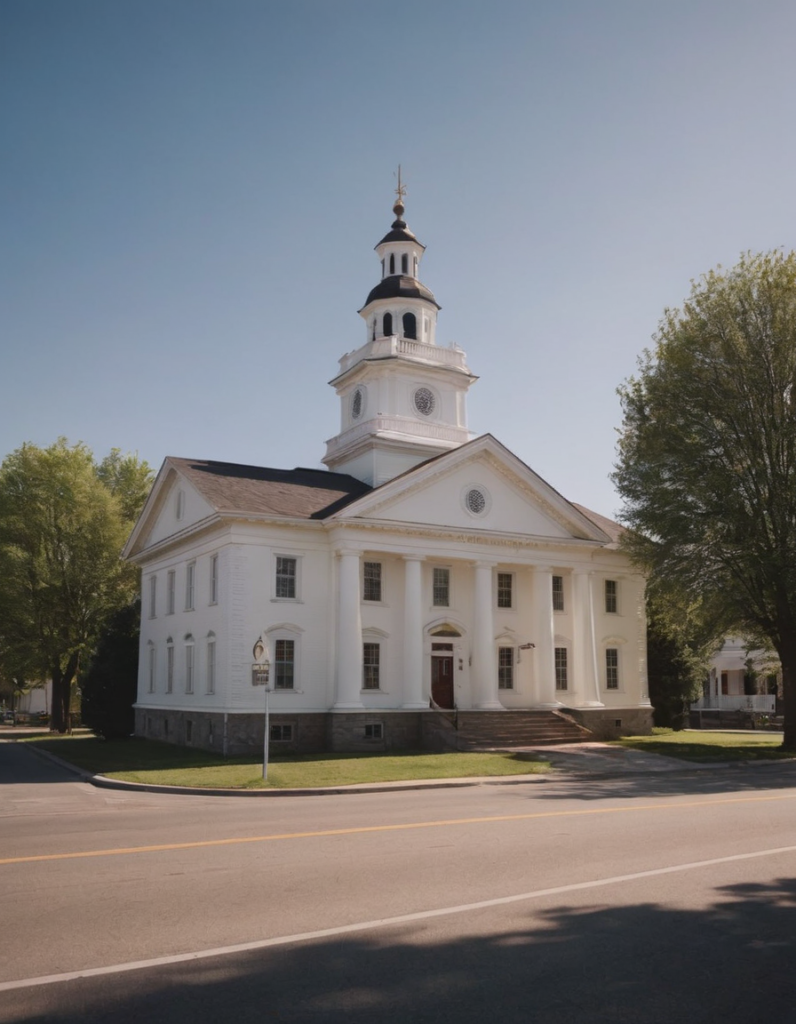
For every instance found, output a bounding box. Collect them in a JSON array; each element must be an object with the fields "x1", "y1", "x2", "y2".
[
  {"x1": 531, "y1": 567, "x2": 559, "y2": 707},
  {"x1": 334, "y1": 550, "x2": 364, "y2": 708},
  {"x1": 573, "y1": 569, "x2": 603, "y2": 707},
  {"x1": 471, "y1": 561, "x2": 503, "y2": 709},
  {"x1": 402, "y1": 556, "x2": 426, "y2": 708}
]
